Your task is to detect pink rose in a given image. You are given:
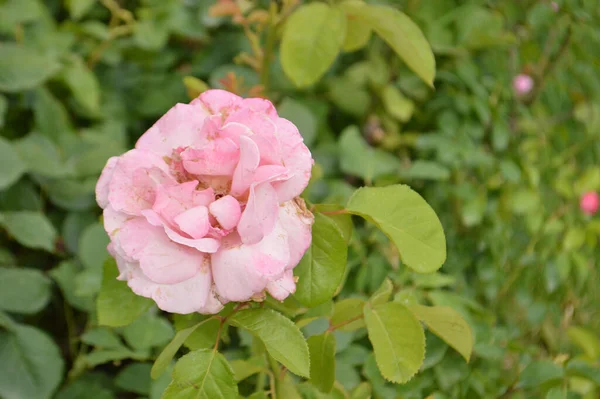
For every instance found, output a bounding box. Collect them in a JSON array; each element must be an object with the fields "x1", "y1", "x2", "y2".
[
  {"x1": 96, "y1": 90, "x2": 314, "y2": 314},
  {"x1": 513, "y1": 74, "x2": 534, "y2": 96},
  {"x1": 580, "y1": 191, "x2": 599, "y2": 216}
]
